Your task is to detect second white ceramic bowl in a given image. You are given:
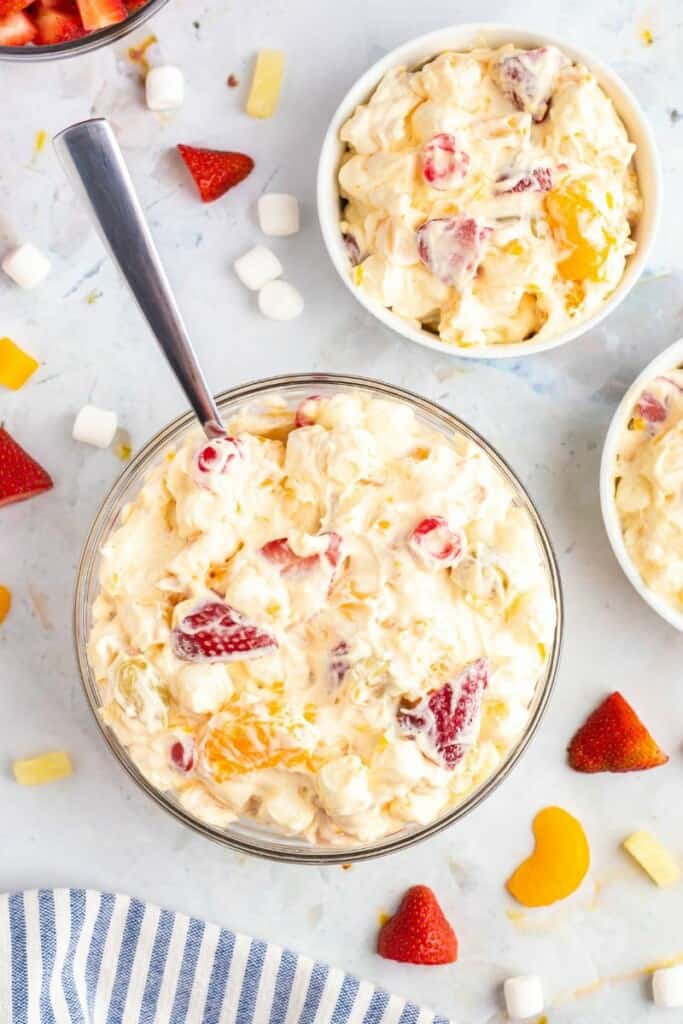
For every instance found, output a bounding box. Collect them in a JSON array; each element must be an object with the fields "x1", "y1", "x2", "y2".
[
  {"x1": 601, "y1": 337, "x2": 683, "y2": 631},
  {"x1": 317, "y1": 23, "x2": 661, "y2": 360}
]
